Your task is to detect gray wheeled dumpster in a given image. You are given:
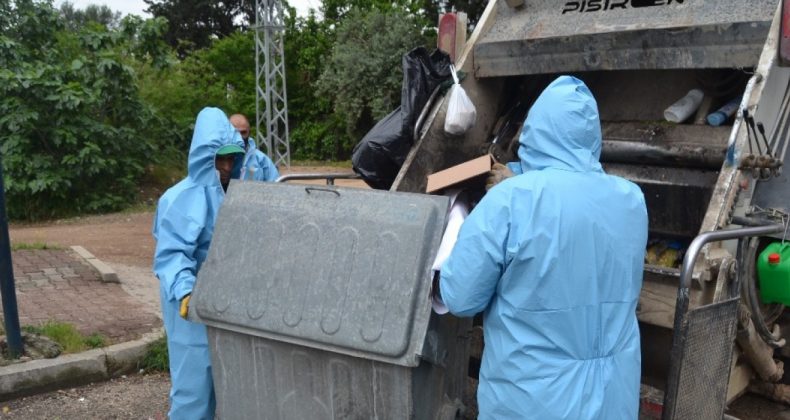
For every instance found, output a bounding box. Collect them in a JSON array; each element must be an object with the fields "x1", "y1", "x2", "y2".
[{"x1": 190, "y1": 181, "x2": 470, "y2": 420}]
